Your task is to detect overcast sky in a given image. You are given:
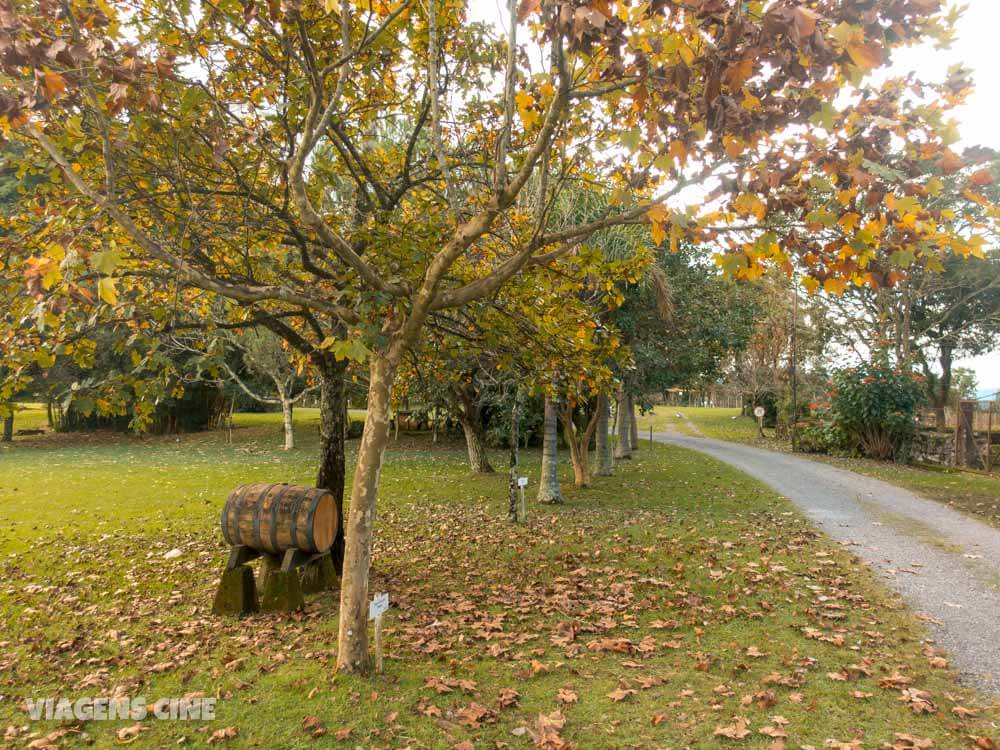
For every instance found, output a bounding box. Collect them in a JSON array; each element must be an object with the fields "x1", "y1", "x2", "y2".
[
  {"x1": 891, "y1": 0, "x2": 999, "y2": 395},
  {"x1": 469, "y1": 0, "x2": 999, "y2": 395}
]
